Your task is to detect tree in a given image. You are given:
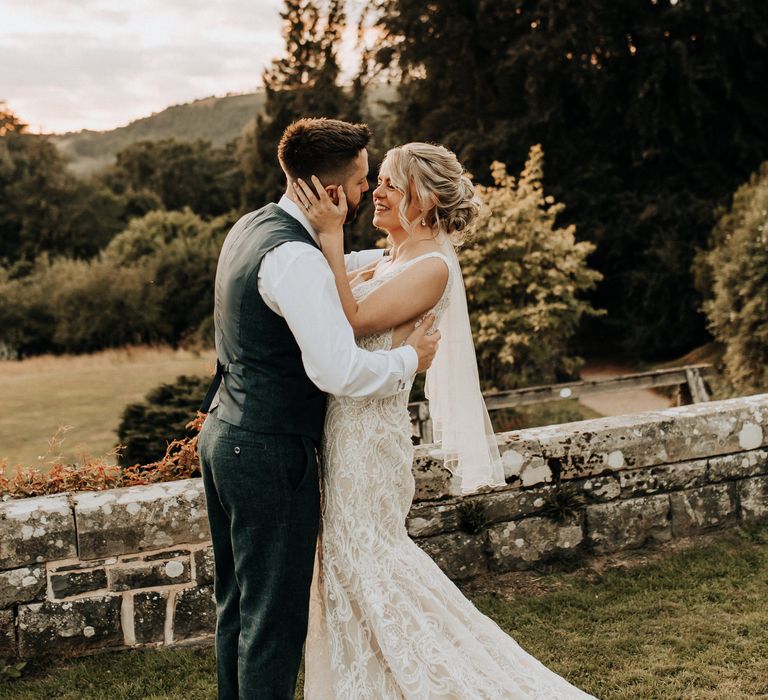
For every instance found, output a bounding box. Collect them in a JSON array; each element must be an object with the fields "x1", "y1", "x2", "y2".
[
  {"x1": 103, "y1": 208, "x2": 221, "y2": 264},
  {"x1": 0, "y1": 104, "x2": 125, "y2": 264},
  {"x1": 103, "y1": 209, "x2": 232, "y2": 344},
  {"x1": 239, "y1": 0, "x2": 357, "y2": 208},
  {"x1": 696, "y1": 162, "x2": 768, "y2": 393},
  {"x1": 0, "y1": 209, "x2": 233, "y2": 357},
  {"x1": 461, "y1": 146, "x2": 603, "y2": 390},
  {"x1": 103, "y1": 139, "x2": 240, "y2": 218},
  {"x1": 368, "y1": 0, "x2": 768, "y2": 358},
  {"x1": 0, "y1": 104, "x2": 25, "y2": 137}
]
